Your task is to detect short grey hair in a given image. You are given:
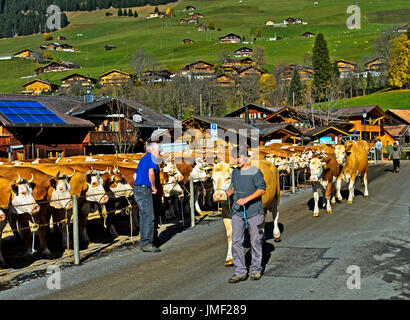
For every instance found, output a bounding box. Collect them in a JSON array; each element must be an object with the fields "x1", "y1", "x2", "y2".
[{"x1": 146, "y1": 142, "x2": 160, "y2": 152}]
